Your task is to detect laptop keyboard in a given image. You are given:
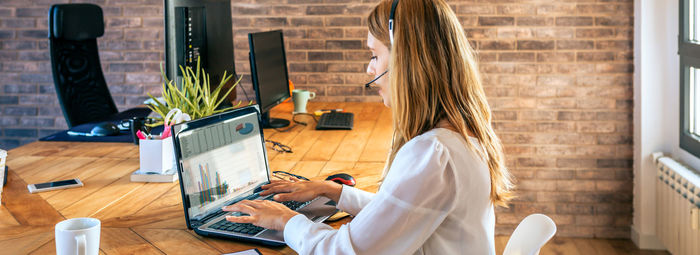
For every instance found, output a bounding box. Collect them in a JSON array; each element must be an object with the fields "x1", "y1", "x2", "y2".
[
  {"x1": 209, "y1": 221, "x2": 265, "y2": 235},
  {"x1": 281, "y1": 200, "x2": 310, "y2": 210},
  {"x1": 208, "y1": 199, "x2": 312, "y2": 235}
]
